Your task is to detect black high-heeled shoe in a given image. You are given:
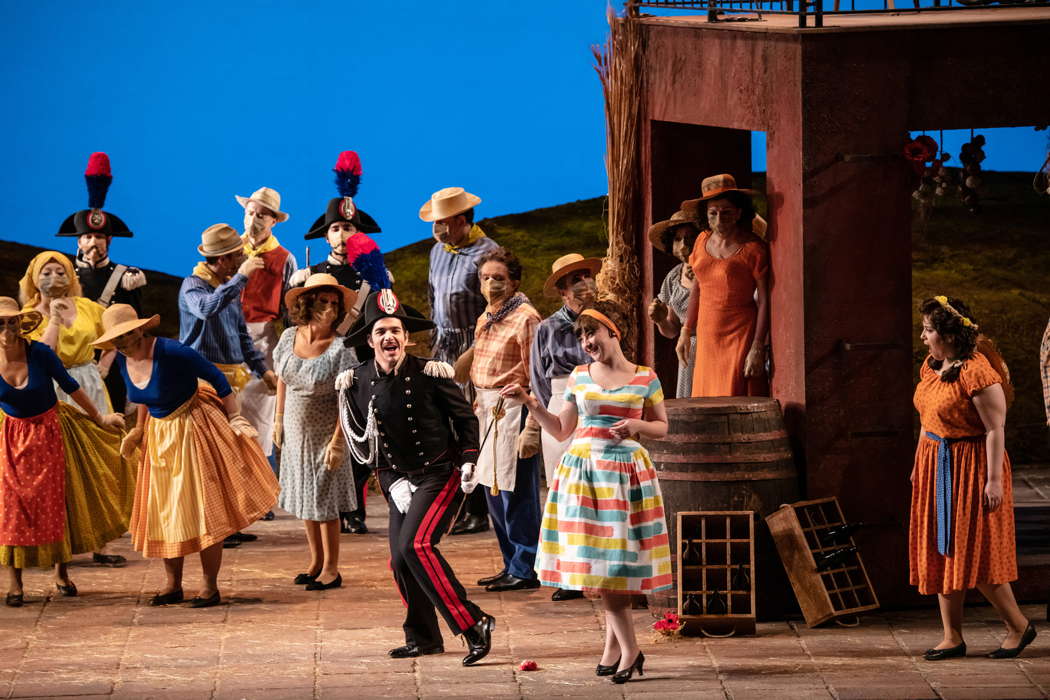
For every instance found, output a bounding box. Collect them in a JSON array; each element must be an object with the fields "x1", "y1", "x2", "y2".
[
  {"x1": 611, "y1": 651, "x2": 645, "y2": 684},
  {"x1": 987, "y1": 622, "x2": 1037, "y2": 659},
  {"x1": 596, "y1": 657, "x2": 620, "y2": 676},
  {"x1": 56, "y1": 582, "x2": 78, "y2": 597},
  {"x1": 5, "y1": 593, "x2": 24, "y2": 607}
]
